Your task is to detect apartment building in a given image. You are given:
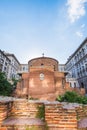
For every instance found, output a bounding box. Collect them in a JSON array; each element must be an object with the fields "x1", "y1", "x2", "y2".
[
  {"x1": 5, "y1": 53, "x2": 20, "y2": 80},
  {"x1": 0, "y1": 49, "x2": 29, "y2": 80},
  {"x1": 0, "y1": 50, "x2": 10, "y2": 78},
  {"x1": 65, "y1": 38, "x2": 87, "y2": 92},
  {"x1": 59, "y1": 63, "x2": 79, "y2": 88}
]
